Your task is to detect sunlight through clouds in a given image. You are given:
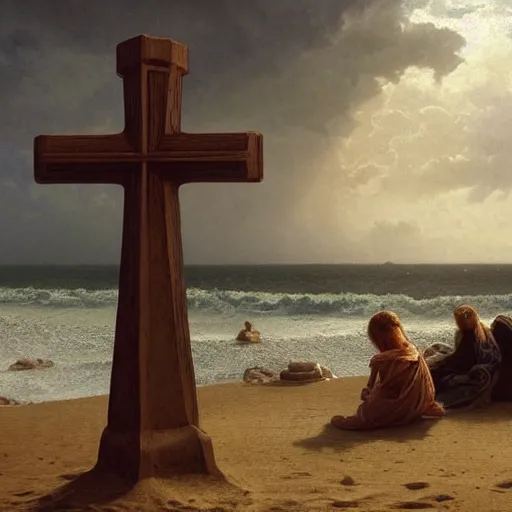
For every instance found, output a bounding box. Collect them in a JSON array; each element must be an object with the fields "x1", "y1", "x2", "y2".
[
  {"x1": 1, "y1": 1, "x2": 509, "y2": 264},
  {"x1": 335, "y1": 0, "x2": 512, "y2": 263}
]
